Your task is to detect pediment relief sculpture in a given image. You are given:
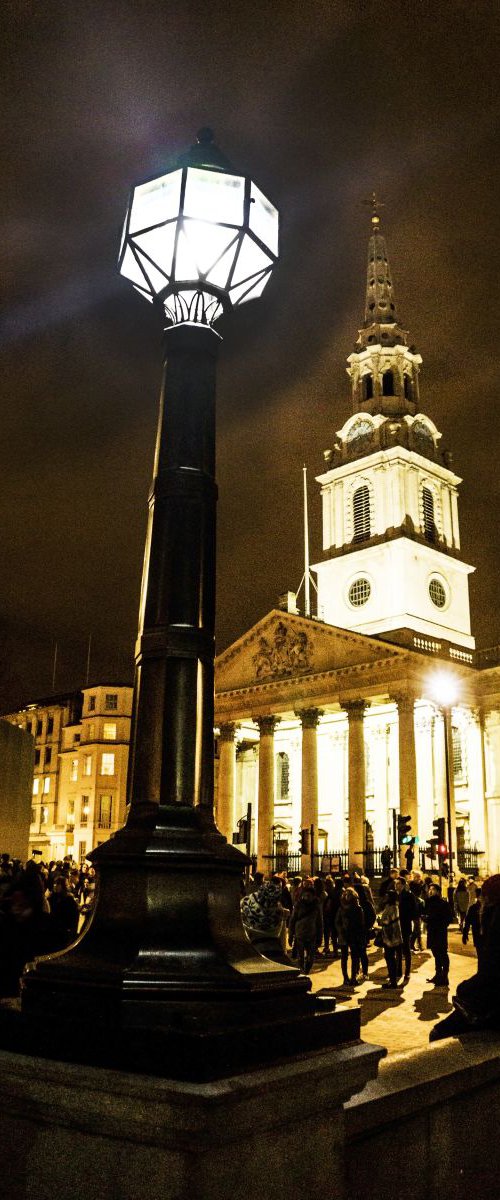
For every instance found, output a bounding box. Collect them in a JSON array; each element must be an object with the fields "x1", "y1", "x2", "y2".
[{"x1": 253, "y1": 621, "x2": 312, "y2": 681}]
